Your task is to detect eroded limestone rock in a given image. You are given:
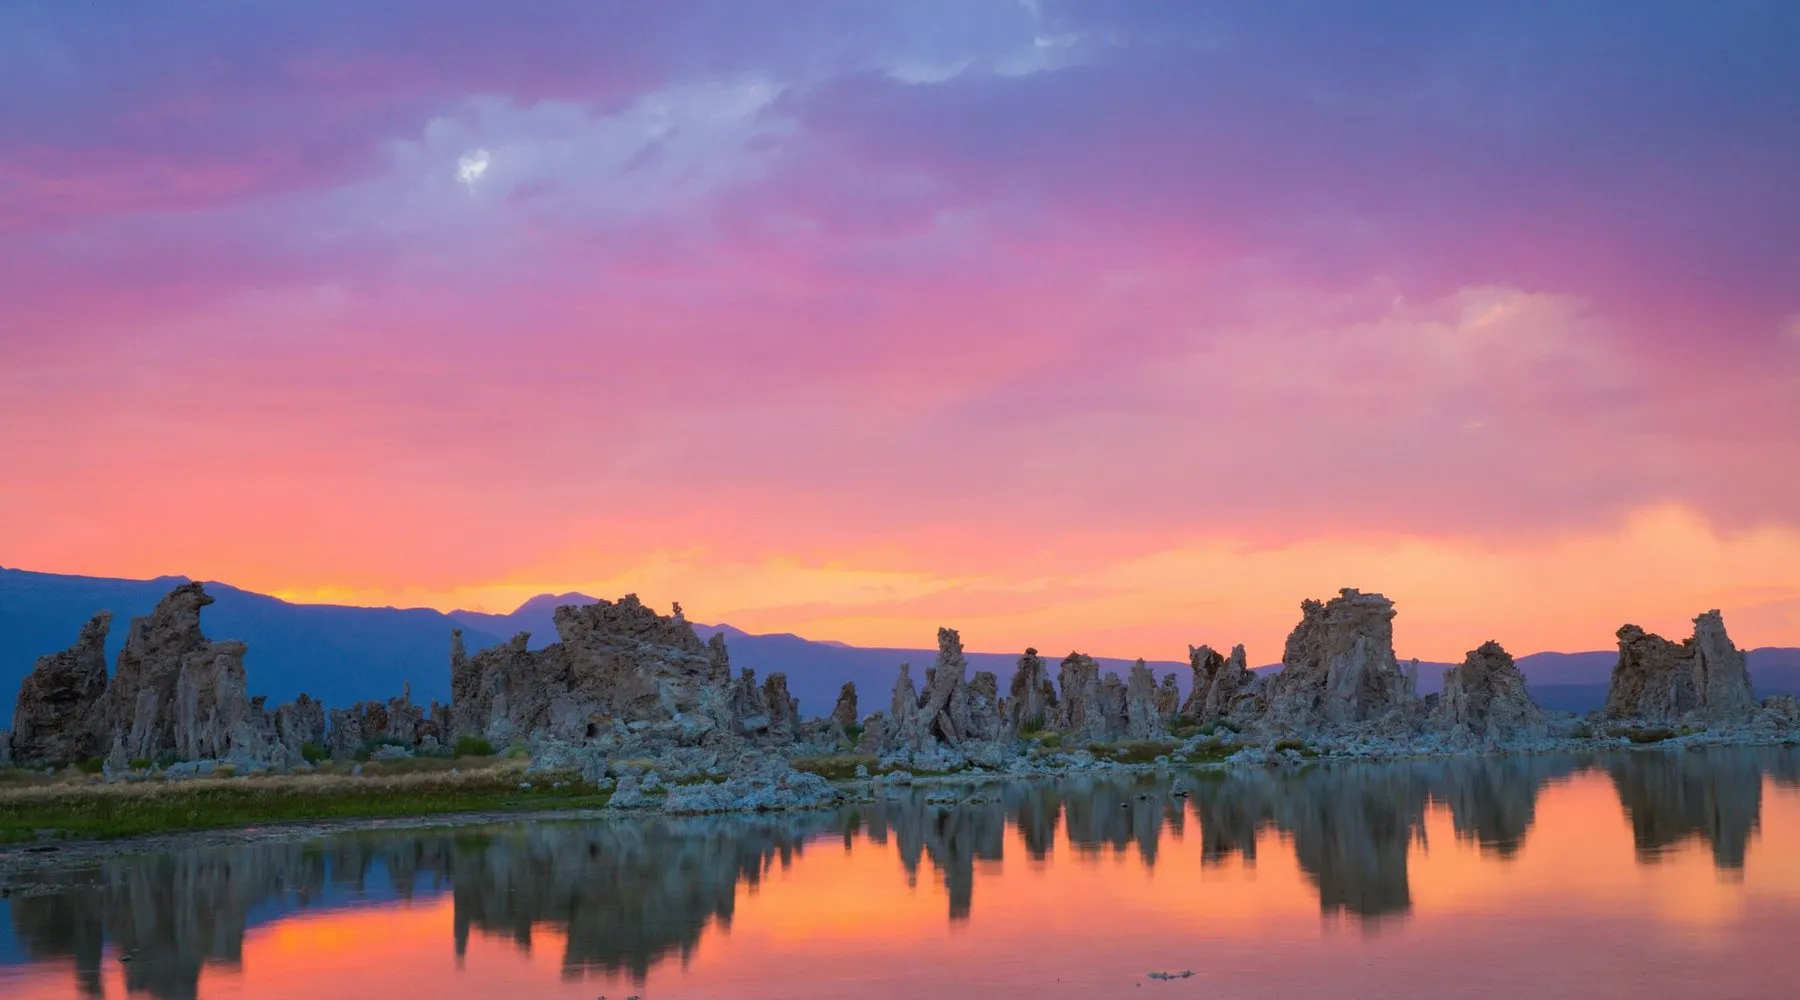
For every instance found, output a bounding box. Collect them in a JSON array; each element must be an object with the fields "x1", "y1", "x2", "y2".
[
  {"x1": 1055, "y1": 653, "x2": 1107, "y2": 741},
  {"x1": 829, "y1": 682, "x2": 859, "y2": 734},
  {"x1": 965, "y1": 671, "x2": 1002, "y2": 742},
  {"x1": 1432, "y1": 641, "x2": 1545, "y2": 744},
  {"x1": 1605, "y1": 611, "x2": 1755, "y2": 723},
  {"x1": 270, "y1": 694, "x2": 325, "y2": 756},
  {"x1": 98, "y1": 583, "x2": 268, "y2": 764},
  {"x1": 884, "y1": 663, "x2": 922, "y2": 753},
  {"x1": 917, "y1": 628, "x2": 972, "y2": 747},
  {"x1": 1126, "y1": 659, "x2": 1165, "y2": 739},
  {"x1": 1156, "y1": 673, "x2": 1181, "y2": 719},
  {"x1": 1262, "y1": 589, "x2": 1419, "y2": 733},
  {"x1": 1006, "y1": 648, "x2": 1057, "y2": 734},
  {"x1": 1180, "y1": 644, "x2": 1259, "y2": 725},
  {"x1": 9, "y1": 612, "x2": 111, "y2": 765},
  {"x1": 172, "y1": 639, "x2": 261, "y2": 763},
  {"x1": 448, "y1": 595, "x2": 736, "y2": 746},
  {"x1": 761, "y1": 673, "x2": 799, "y2": 745}
]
